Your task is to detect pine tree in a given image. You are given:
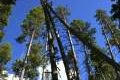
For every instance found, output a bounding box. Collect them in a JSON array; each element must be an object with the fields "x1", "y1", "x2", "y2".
[
  {"x1": 70, "y1": 19, "x2": 96, "y2": 80},
  {"x1": 13, "y1": 43, "x2": 46, "y2": 80},
  {"x1": 14, "y1": 6, "x2": 45, "y2": 80},
  {"x1": 56, "y1": 6, "x2": 80, "y2": 80},
  {"x1": 95, "y1": 9, "x2": 120, "y2": 52}
]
